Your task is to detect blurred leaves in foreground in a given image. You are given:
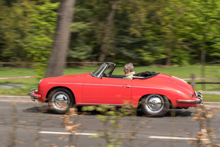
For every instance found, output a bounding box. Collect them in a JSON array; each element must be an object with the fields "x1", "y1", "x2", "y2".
[
  {"x1": 190, "y1": 104, "x2": 219, "y2": 146},
  {"x1": 82, "y1": 102, "x2": 151, "y2": 147}
]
